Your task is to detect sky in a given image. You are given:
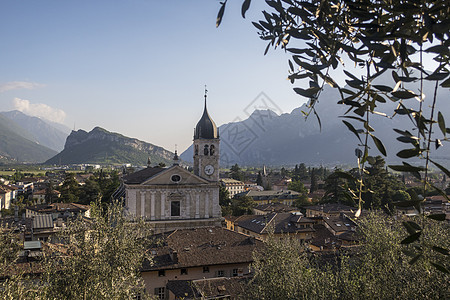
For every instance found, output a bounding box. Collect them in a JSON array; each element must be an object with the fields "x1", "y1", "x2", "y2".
[{"x1": 0, "y1": 0, "x2": 309, "y2": 152}]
